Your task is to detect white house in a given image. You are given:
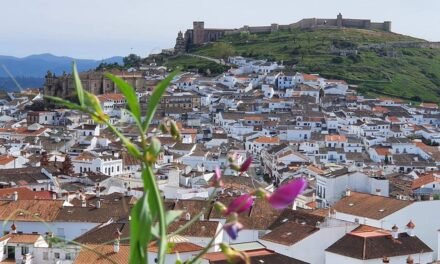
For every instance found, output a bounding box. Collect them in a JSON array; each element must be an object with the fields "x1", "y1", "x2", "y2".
[
  {"x1": 316, "y1": 169, "x2": 389, "y2": 206},
  {"x1": 325, "y1": 226, "x2": 433, "y2": 264},
  {"x1": 332, "y1": 192, "x2": 440, "y2": 259},
  {"x1": 72, "y1": 151, "x2": 123, "y2": 176}
]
